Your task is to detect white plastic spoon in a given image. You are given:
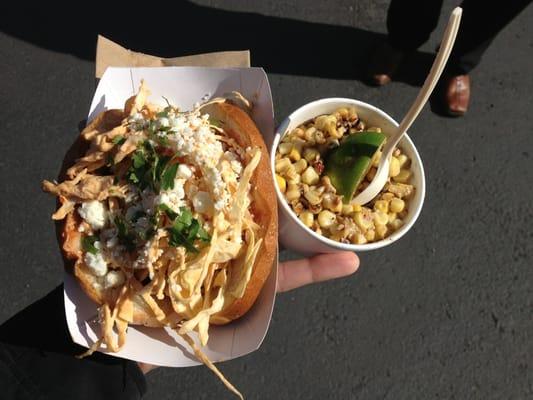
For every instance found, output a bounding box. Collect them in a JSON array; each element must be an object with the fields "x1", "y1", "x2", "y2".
[{"x1": 351, "y1": 7, "x2": 462, "y2": 206}]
